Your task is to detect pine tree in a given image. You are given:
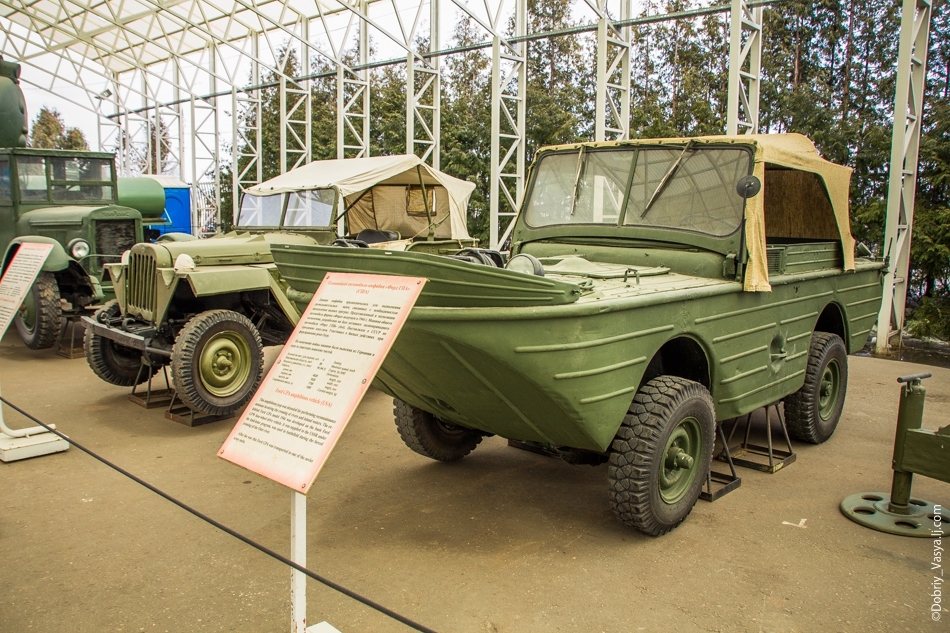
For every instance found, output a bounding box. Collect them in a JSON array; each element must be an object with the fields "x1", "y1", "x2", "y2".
[{"x1": 30, "y1": 107, "x2": 89, "y2": 150}]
